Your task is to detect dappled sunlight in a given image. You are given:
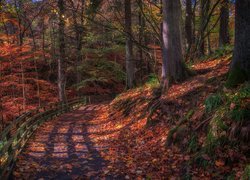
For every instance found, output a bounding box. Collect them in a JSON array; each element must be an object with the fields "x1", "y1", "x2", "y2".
[
  {"x1": 74, "y1": 143, "x2": 88, "y2": 152},
  {"x1": 28, "y1": 152, "x2": 45, "y2": 158},
  {"x1": 72, "y1": 135, "x2": 85, "y2": 142},
  {"x1": 13, "y1": 104, "x2": 118, "y2": 178},
  {"x1": 29, "y1": 142, "x2": 46, "y2": 152},
  {"x1": 57, "y1": 126, "x2": 70, "y2": 133},
  {"x1": 53, "y1": 143, "x2": 68, "y2": 153},
  {"x1": 52, "y1": 153, "x2": 69, "y2": 158}
]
